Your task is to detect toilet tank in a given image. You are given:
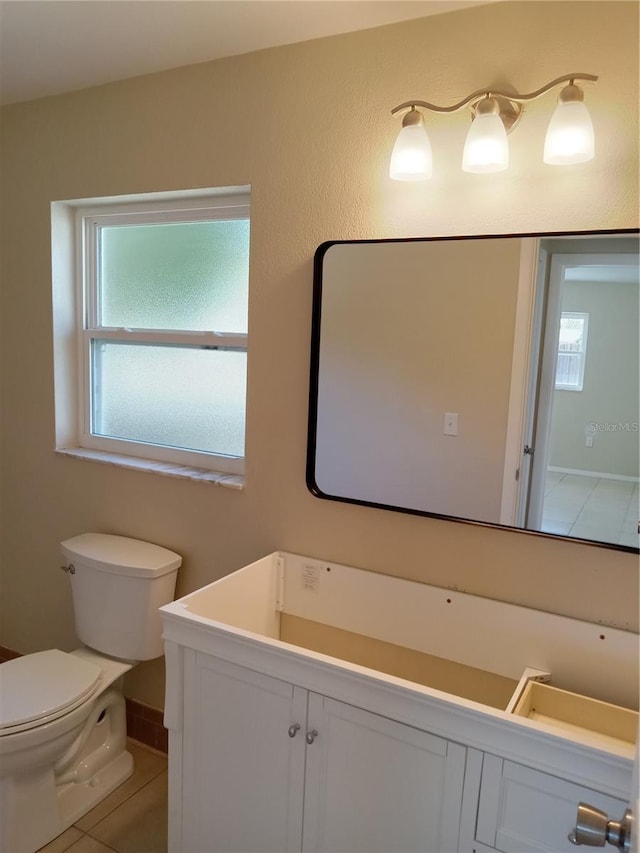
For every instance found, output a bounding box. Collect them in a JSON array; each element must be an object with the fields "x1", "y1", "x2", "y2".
[{"x1": 61, "y1": 533, "x2": 182, "y2": 661}]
